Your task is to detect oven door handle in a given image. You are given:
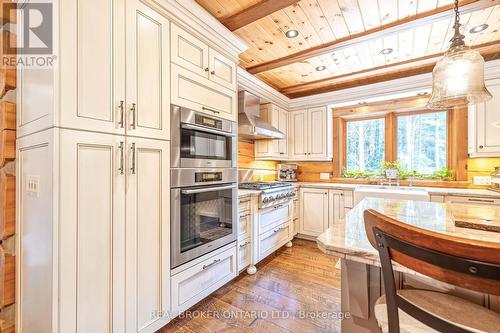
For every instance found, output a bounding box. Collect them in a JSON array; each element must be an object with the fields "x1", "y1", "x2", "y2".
[
  {"x1": 181, "y1": 184, "x2": 236, "y2": 195},
  {"x1": 181, "y1": 123, "x2": 236, "y2": 137}
]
